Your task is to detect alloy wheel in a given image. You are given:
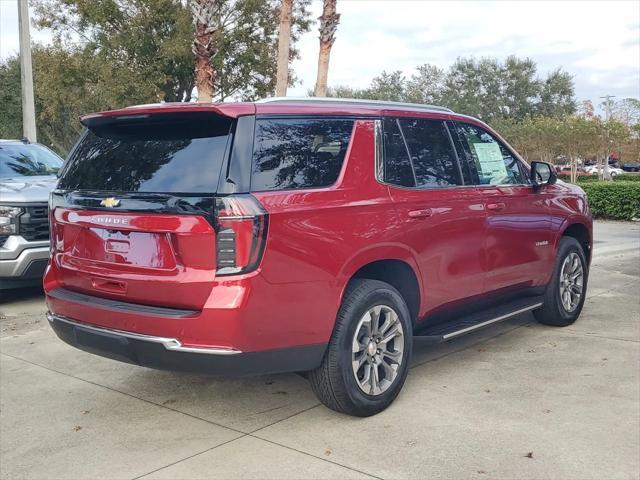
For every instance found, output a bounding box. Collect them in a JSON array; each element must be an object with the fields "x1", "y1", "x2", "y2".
[
  {"x1": 351, "y1": 305, "x2": 405, "y2": 396},
  {"x1": 559, "y1": 252, "x2": 584, "y2": 312}
]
